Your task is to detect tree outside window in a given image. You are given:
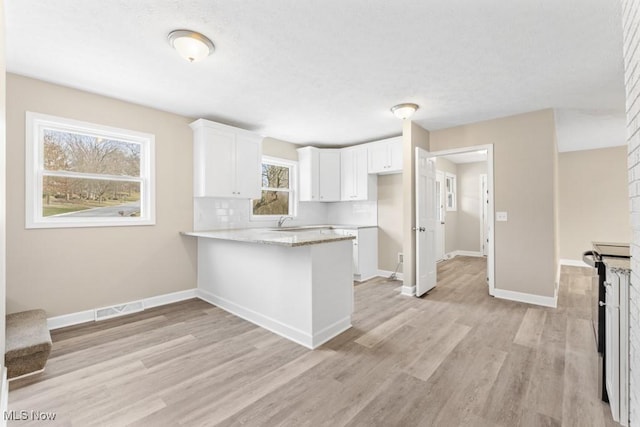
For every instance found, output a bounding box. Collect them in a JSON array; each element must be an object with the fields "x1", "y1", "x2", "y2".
[
  {"x1": 252, "y1": 158, "x2": 296, "y2": 217},
  {"x1": 26, "y1": 112, "x2": 155, "y2": 228}
]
